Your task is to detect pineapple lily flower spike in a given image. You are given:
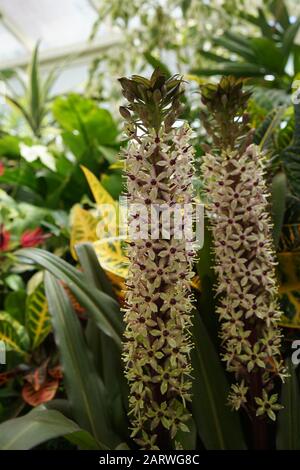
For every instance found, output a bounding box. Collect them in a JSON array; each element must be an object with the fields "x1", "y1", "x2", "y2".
[
  {"x1": 200, "y1": 77, "x2": 287, "y2": 437},
  {"x1": 119, "y1": 69, "x2": 196, "y2": 450}
]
